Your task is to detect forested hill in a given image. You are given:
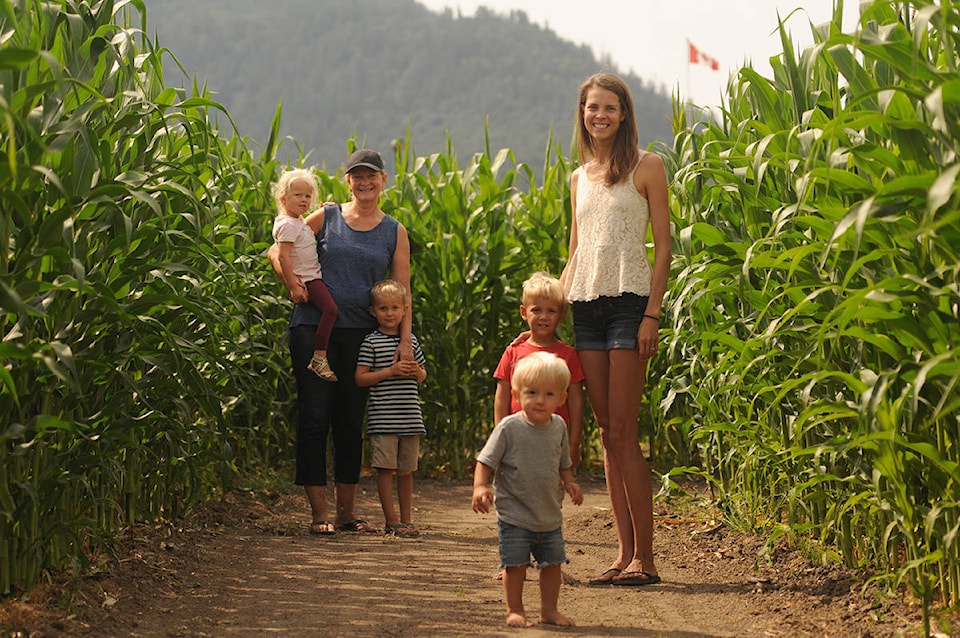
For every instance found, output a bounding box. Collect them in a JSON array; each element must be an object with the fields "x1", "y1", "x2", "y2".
[{"x1": 143, "y1": 0, "x2": 674, "y2": 173}]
